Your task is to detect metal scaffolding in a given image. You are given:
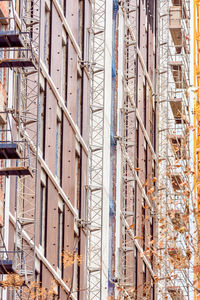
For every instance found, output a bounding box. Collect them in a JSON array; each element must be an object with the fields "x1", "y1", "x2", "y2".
[
  {"x1": 86, "y1": 0, "x2": 106, "y2": 298},
  {"x1": 0, "y1": 0, "x2": 41, "y2": 298},
  {"x1": 158, "y1": 0, "x2": 191, "y2": 299}
]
